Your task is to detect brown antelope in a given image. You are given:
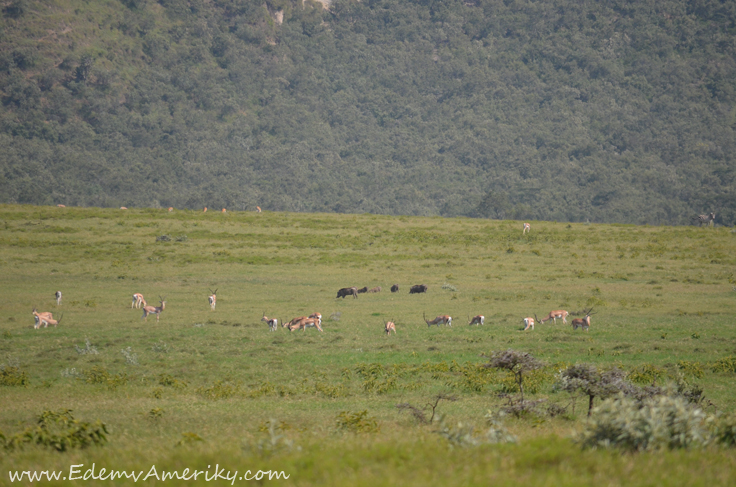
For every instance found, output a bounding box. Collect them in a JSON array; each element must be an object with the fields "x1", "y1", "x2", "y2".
[
  {"x1": 300, "y1": 317, "x2": 323, "y2": 332},
  {"x1": 256, "y1": 206, "x2": 262, "y2": 213},
  {"x1": 120, "y1": 207, "x2": 128, "y2": 210},
  {"x1": 384, "y1": 320, "x2": 396, "y2": 335},
  {"x1": 540, "y1": 310, "x2": 569, "y2": 324},
  {"x1": 32, "y1": 308, "x2": 54, "y2": 329},
  {"x1": 261, "y1": 312, "x2": 279, "y2": 332},
  {"x1": 523, "y1": 222, "x2": 530, "y2": 234},
  {"x1": 168, "y1": 207, "x2": 173, "y2": 212},
  {"x1": 132, "y1": 293, "x2": 146, "y2": 309},
  {"x1": 142, "y1": 296, "x2": 166, "y2": 322},
  {"x1": 571, "y1": 309, "x2": 595, "y2": 331},
  {"x1": 523, "y1": 314, "x2": 539, "y2": 331},
  {"x1": 468, "y1": 315, "x2": 485, "y2": 326},
  {"x1": 222, "y1": 208, "x2": 226, "y2": 213},
  {"x1": 57, "y1": 204, "x2": 66, "y2": 208},
  {"x1": 208, "y1": 289, "x2": 217, "y2": 311},
  {"x1": 424, "y1": 312, "x2": 452, "y2": 327},
  {"x1": 55, "y1": 291, "x2": 62, "y2": 306},
  {"x1": 309, "y1": 312, "x2": 322, "y2": 321},
  {"x1": 40, "y1": 313, "x2": 63, "y2": 328},
  {"x1": 203, "y1": 207, "x2": 208, "y2": 212},
  {"x1": 285, "y1": 316, "x2": 308, "y2": 330}
]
